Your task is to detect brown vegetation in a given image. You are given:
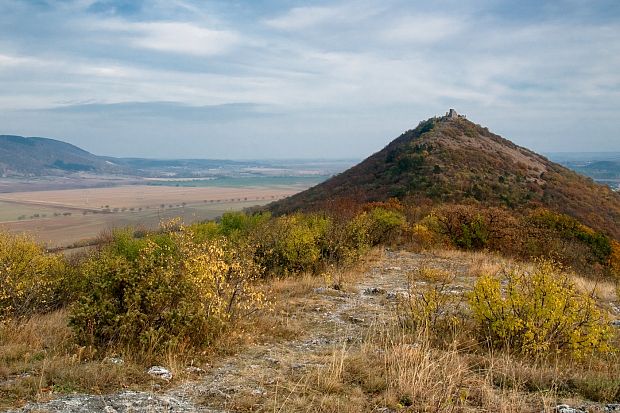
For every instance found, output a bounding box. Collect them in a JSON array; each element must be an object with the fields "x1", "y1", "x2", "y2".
[{"x1": 269, "y1": 116, "x2": 620, "y2": 240}]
